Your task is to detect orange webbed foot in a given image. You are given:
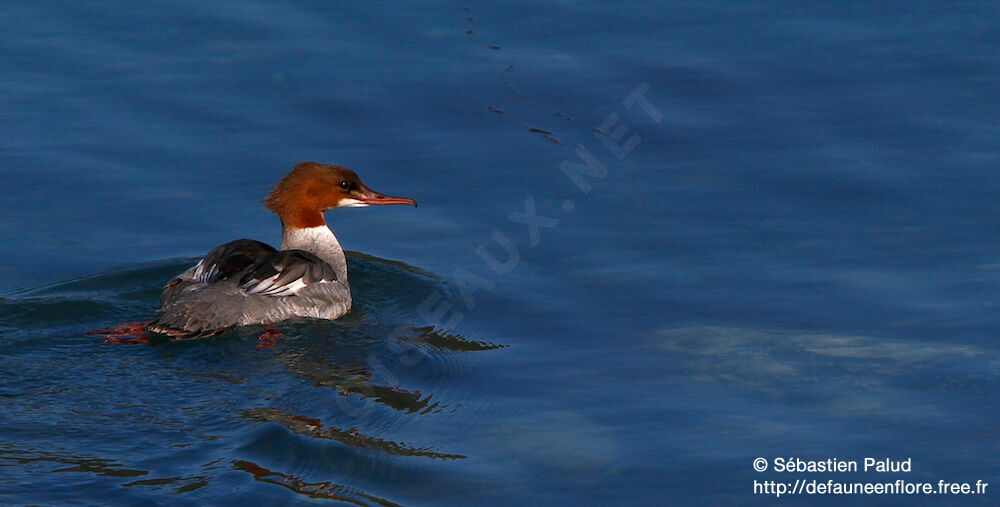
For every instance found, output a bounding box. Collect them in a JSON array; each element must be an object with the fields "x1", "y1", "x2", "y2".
[
  {"x1": 256, "y1": 327, "x2": 285, "y2": 349},
  {"x1": 87, "y1": 321, "x2": 152, "y2": 345}
]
